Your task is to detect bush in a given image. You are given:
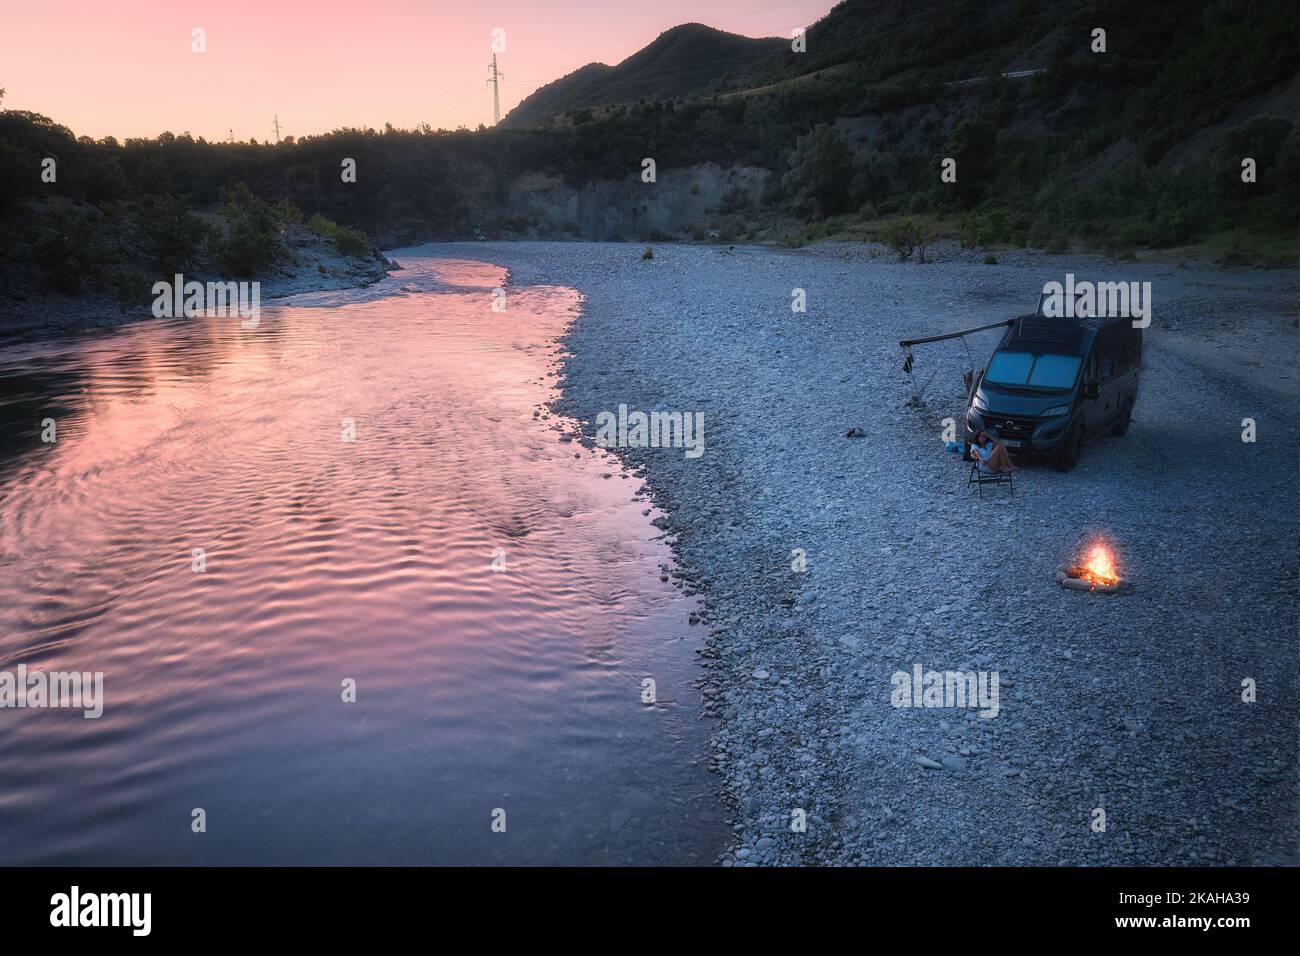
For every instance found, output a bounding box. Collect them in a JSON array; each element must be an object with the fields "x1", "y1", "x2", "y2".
[
  {"x1": 308, "y1": 213, "x2": 372, "y2": 258},
  {"x1": 332, "y1": 225, "x2": 371, "y2": 258},
  {"x1": 959, "y1": 206, "x2": 1030, "y2": 248},
  {"x1": 34, "y1": 211, "x2": 101, "y2": 294},
  {"x1": 218, "y1": 182, "x2": 280, "y2": 275},
  {"x1": 1215, "y1": 235, "x2": 1248, "y2": 266},
  {"x1": 960, "y1": 208, "x2": 1004, "y2": 248},
  {"x1": 718, "y1": 218, "x2": 745, "y2": 242},
  {"x1": 274, "y1": 198, "x2": 303, "y2": 226},
  {"x1": 111, "y1": 269, "x2": 151, "y2": 307},
  {"x1": 803, "y1": 219, "x2": 836, "y2": 243},
  {"x1": 134, "y1": 194, "x2": 207, "y2": 272},
  {"x1": 716, "y1": 186, "x2": 751, "y2": 215},
  {"x1": 1103, "y1": 239, "x2": 1138, "y2": 261},
  {"x1": 881, "y1": 218, "x2": 927, "y2": 261}
]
